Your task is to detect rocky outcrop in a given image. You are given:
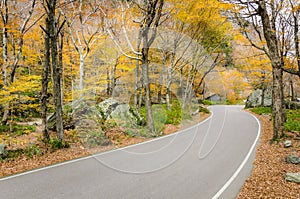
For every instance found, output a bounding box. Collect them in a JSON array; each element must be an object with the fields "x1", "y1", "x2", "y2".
[
  {"x1": 245, "y1": 89, "x2": 272, "y2": 108},
  {"x1": 47, "y1": 98, "x2": 145, "y2": 147},
  {"x1": 285, "y1": 173, "x2": 300, "y2": 184}
]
